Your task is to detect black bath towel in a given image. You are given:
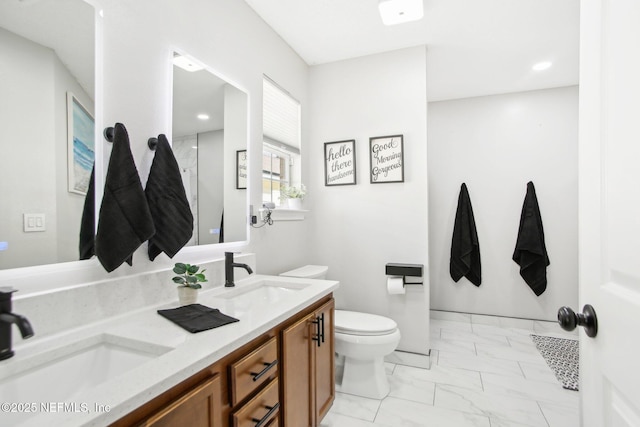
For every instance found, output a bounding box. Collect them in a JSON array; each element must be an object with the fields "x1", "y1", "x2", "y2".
[
  {"x1": 79, "y1": 165, "x2": 95, "y2": 260},
  {"x1": 95, "y1": 123, "x2": 155, "y2": 272},
  {"x1": 513, "y1": 181, "x2": 550, "y2": 296},
  {"x1": 450, "y1": 183, "x2": 481, "y2": 286},
  {"x1": 145, "y1": 134, "x2": 193, "y2": 261},
  {"x1": 219, "y1": 210, "x2": 224, "y2": 244}
]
